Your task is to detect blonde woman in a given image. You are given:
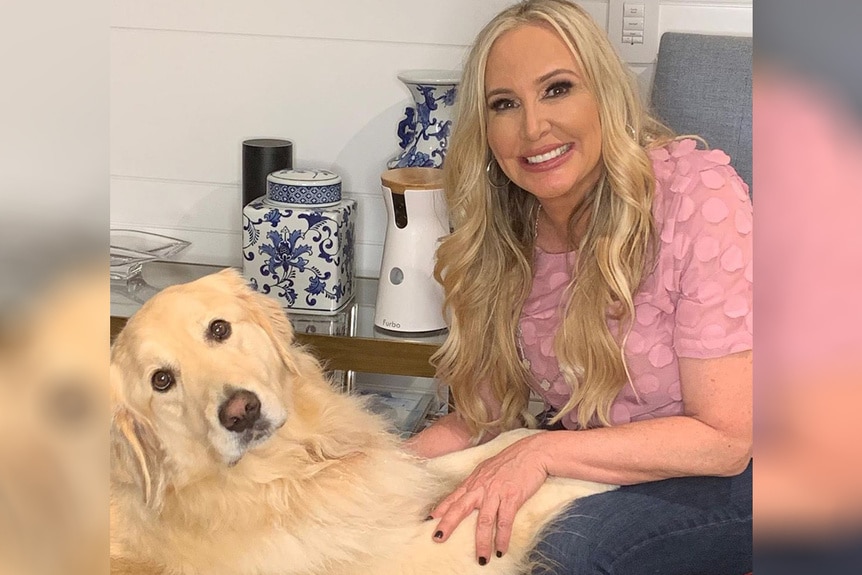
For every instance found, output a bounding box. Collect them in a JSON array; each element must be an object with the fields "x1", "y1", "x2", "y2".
[{"x1": 405, "y1": 1, "x2": 753, "y2": 573}]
